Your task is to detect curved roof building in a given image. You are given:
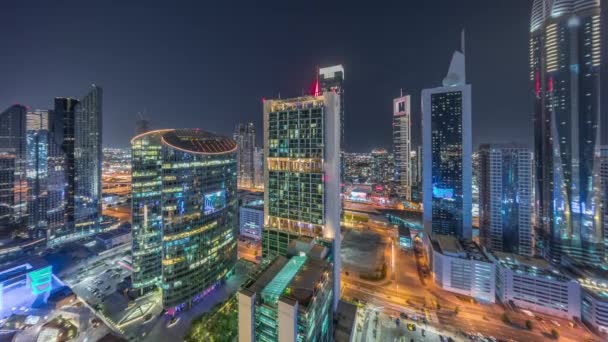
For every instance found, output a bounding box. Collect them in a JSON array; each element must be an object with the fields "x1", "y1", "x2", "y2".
[
  {"x1": 530, "y1": 0, "x2": 603, "y2": 265},
  {"x1": 130, "y1": 129, "x2": 237, "y2": 310}
]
